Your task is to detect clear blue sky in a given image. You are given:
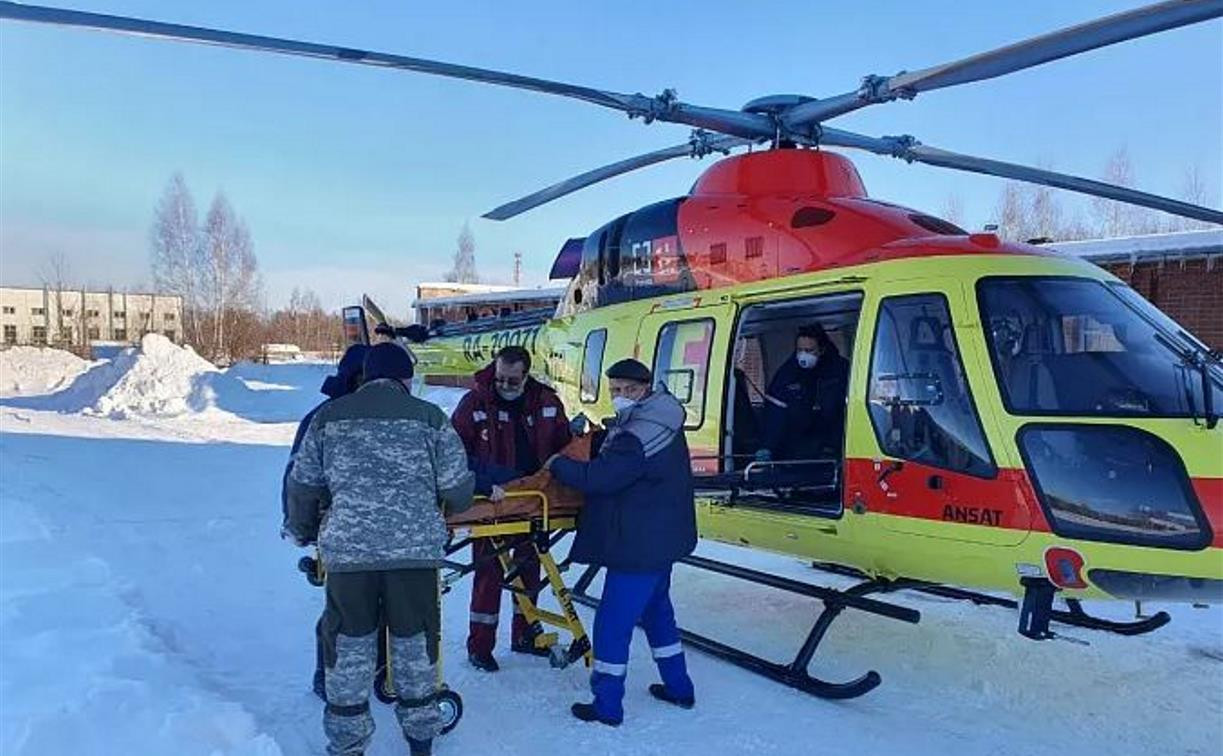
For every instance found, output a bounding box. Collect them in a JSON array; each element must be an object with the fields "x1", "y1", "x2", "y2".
[{"x1": 1, "y1": 0, "x2": 1220, "y2": 316}]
